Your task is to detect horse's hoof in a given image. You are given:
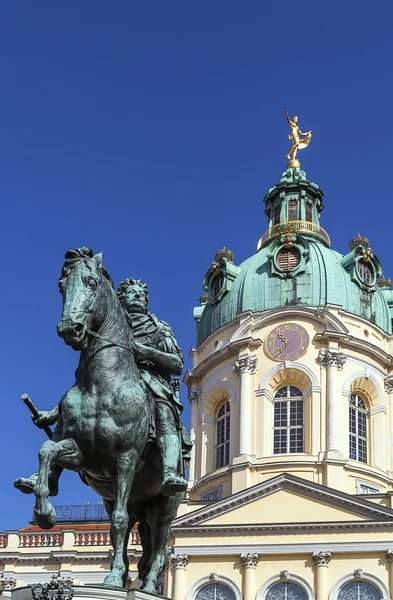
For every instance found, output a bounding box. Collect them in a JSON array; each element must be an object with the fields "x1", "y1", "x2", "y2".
[
  {"x1": 14, "y1": 477, "x2": 36, "y2": 495},
  {"x1": 34, "y1": 504, "x2": 56, "y2": 530},
  {"x1": 103, "y1": 573, "x2": 123, "y2": 588}
]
